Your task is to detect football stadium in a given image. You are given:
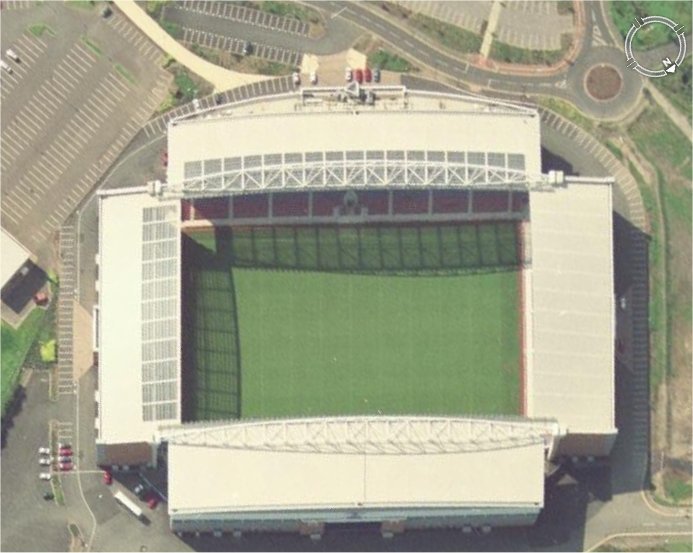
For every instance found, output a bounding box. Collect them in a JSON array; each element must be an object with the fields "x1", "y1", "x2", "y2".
[{"x1": 95, "y1": 86, "x2": 616, "y2": 537}]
